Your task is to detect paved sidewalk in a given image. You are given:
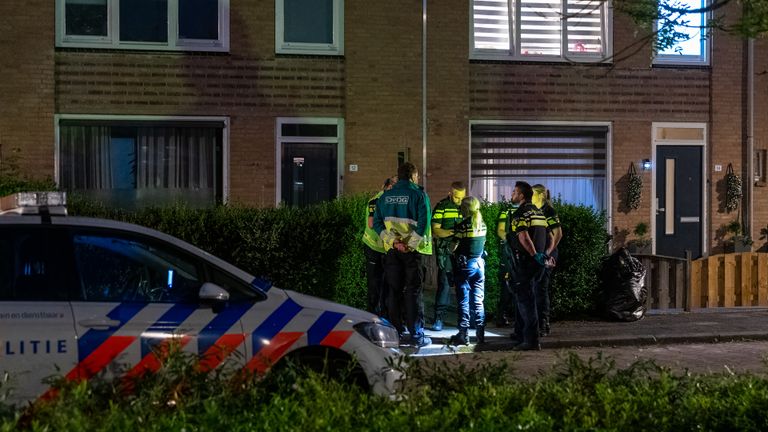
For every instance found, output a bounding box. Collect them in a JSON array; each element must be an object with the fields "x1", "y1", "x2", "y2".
[{"x1": 408, "y1": 309, "x2": 768, "y2": 356}]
